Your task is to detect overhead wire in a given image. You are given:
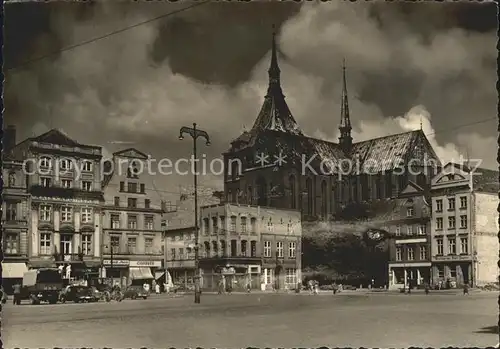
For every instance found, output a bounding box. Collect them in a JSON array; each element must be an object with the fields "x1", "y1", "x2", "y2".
[{"x1": 5, "y1": 0, "x2": 211, "y2": 72}]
